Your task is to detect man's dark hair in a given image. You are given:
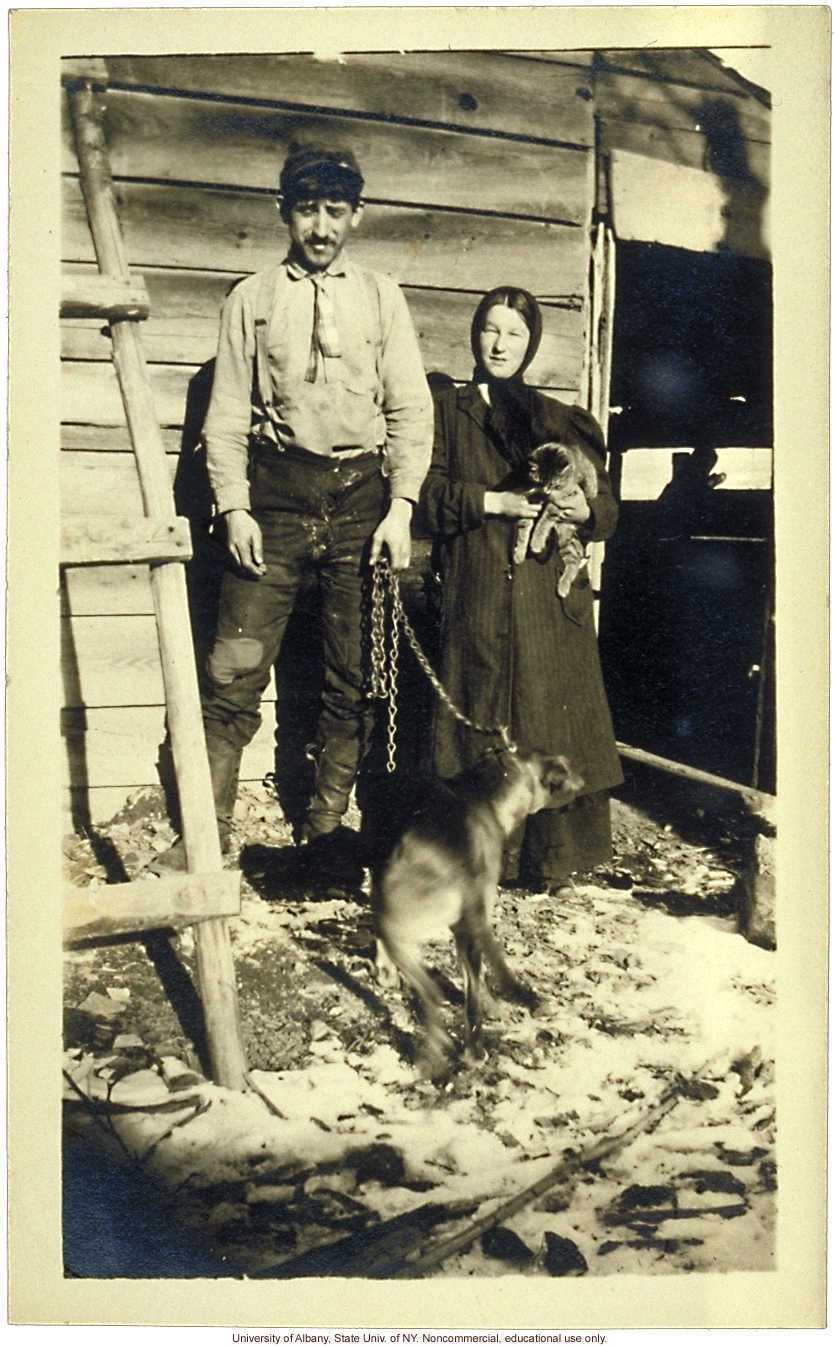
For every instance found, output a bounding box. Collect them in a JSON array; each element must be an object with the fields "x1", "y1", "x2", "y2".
[{"x1": 279, "y1": 144, "x2": 364, "y2": 217}]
